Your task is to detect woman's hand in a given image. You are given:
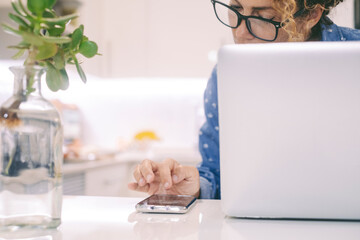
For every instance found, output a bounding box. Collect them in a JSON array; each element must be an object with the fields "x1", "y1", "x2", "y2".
[{"x1": 128, "y1": 158, "x2": 200, "y2": 198}]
